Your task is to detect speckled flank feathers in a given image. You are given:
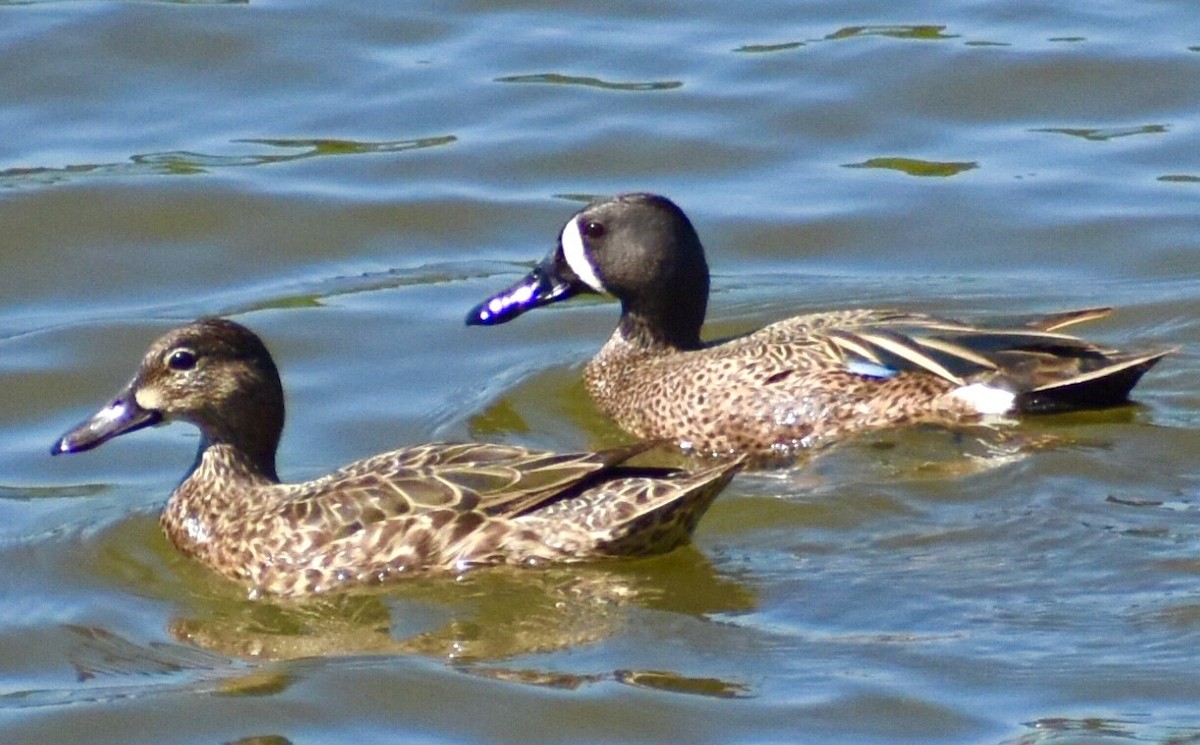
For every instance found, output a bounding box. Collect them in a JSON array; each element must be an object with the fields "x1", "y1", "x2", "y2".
[
  {"x1": 467, "y1": 193, "x2": 1171, "y2": 456},
  {"x1": 52, "y1": 318, "x2": 741, "y2": 598}
]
